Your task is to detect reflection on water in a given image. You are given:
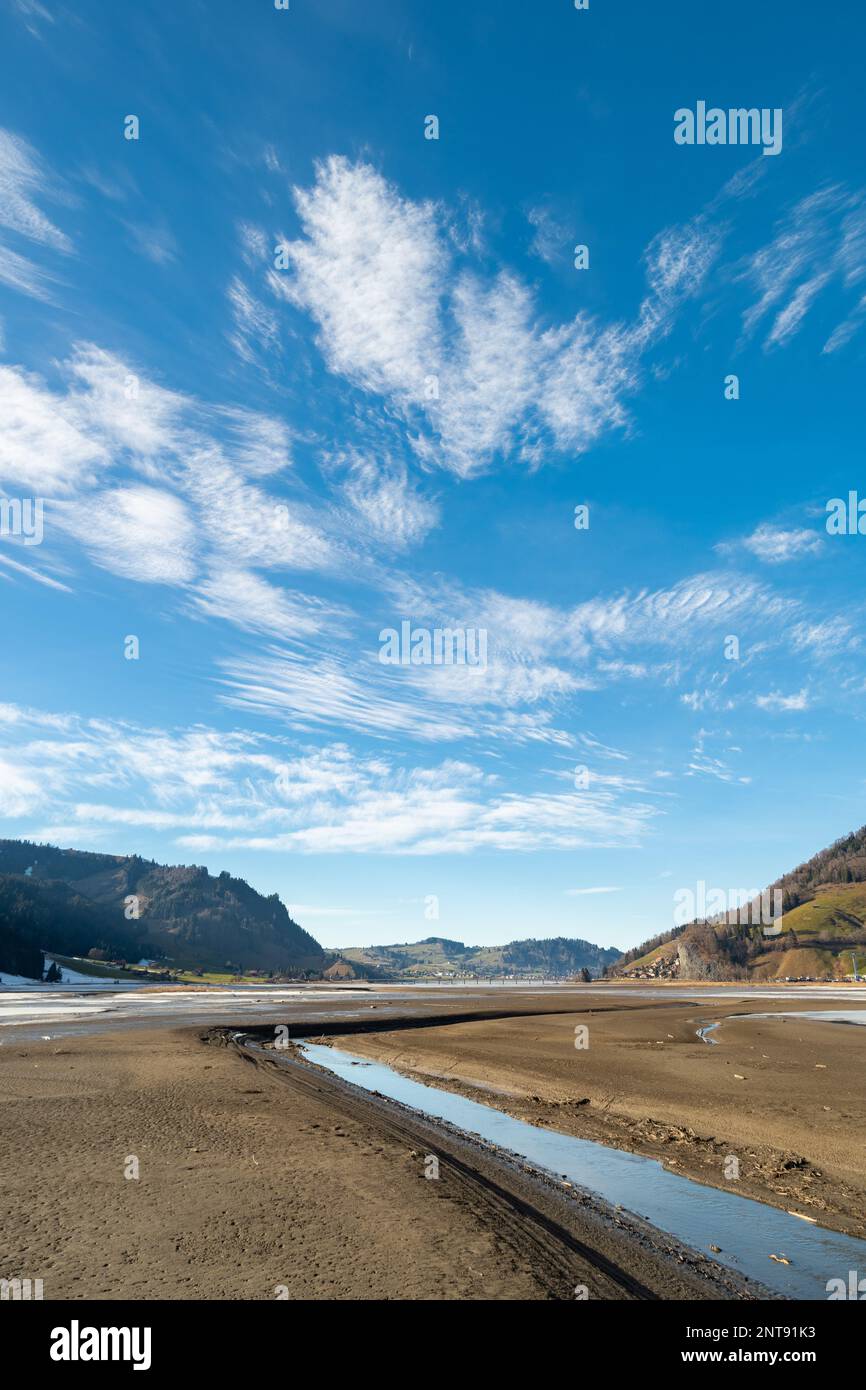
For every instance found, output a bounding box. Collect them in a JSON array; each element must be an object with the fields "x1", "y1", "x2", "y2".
[
  {"x1": 696, "y1": 1022, "x2": 720, "y2": 1044},
  {"x1": 299, "y1": 1041, "x2": 866, "y2": 1300}
]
